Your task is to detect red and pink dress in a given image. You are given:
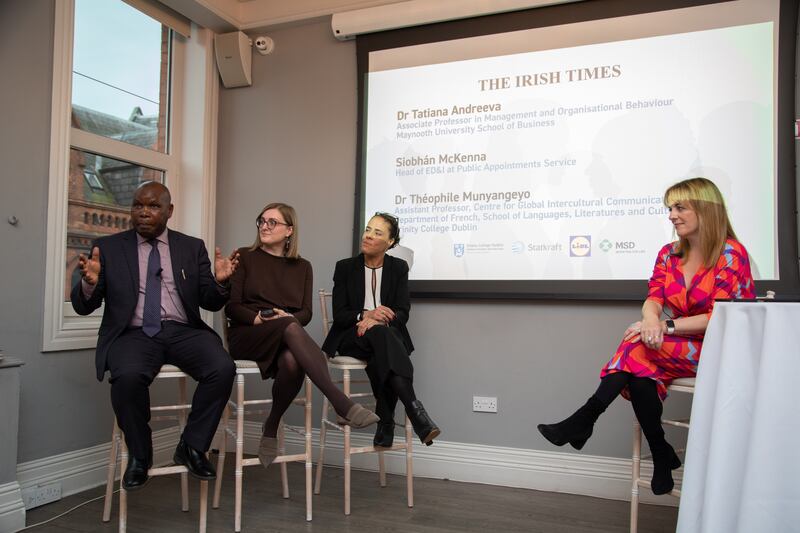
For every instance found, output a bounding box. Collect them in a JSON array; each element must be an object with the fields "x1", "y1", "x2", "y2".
[{"x1": 600, "y1": 238, "x2": 755, "y2": 400}]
